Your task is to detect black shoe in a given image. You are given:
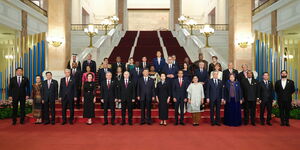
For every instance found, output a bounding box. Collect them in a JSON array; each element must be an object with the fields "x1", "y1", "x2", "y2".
[
  {"x1": 69, "y1": 121, "x2": 73, "y2": 125},
  {"x1": 111, "y1": 122, "x2": 115, "y2": 125},
  {"x1": 129, "y1": 122, "x2": 133, "y2": 126},
  {"x1": 140, "y1": 122, "x2": 145, "y2": 125},
  {"x1": 44, "y1": 122, "x2": 50, "y2": 125},
  {"x1": 211, "y1": 123, "x2": 215, "y2": 126},
  {"x1": 12, "y1": 121, "x2": 16, "y2": 125},
  {"x1": 180, "y1": 122, "x2": 185, "y2": 126},
  {"x1": 103, "y1": 122, "x2": 108, "y2": 125},
  {"x1": 174, "y1": 122, "x2": 178, "y2": 125},
  {"x1": 121, "y1": 122, "x2": 126, "y2": 125},
  {"x1": 20, "y1": 121, "x2": 24, "y2": 125},
  {"x1": 267, "y1": 122, "x2": 272, "y2": 126},
  {"x1": 215, "y1": 123, "x2": 221, "y2": 126},
  {"x1": 244, "y1": 122, "x2": 249, "y2": 125},
  {"x1": 286, "y1": 123, "x2": 290, "y2": 127},
  {"x1": 147, "y1": 122, "x2": 152, "y2": 125},
  {"x1": 51, "y1": 121, "x2": 55, "y2": 125},
  {"x1": 251, "y1": 123, "x2": 256, "y2": 126},
  {"x1": 61, "y1": 121, "x2": 66, "y2": 125},
  {"x1": 260, "y1": 122, "x2": 265, "y2": 125},
  {"x1": 280, "y1": 123, "x2": 285, "y2": 126}
]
